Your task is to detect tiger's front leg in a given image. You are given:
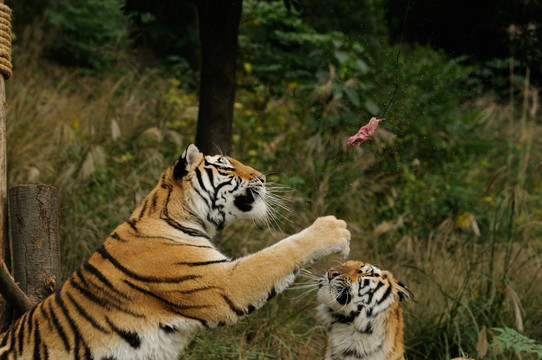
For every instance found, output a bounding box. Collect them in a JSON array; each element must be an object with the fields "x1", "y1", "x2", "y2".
[{"x1": 208, "y1": 216, "x2": 350, "y2": 324}]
